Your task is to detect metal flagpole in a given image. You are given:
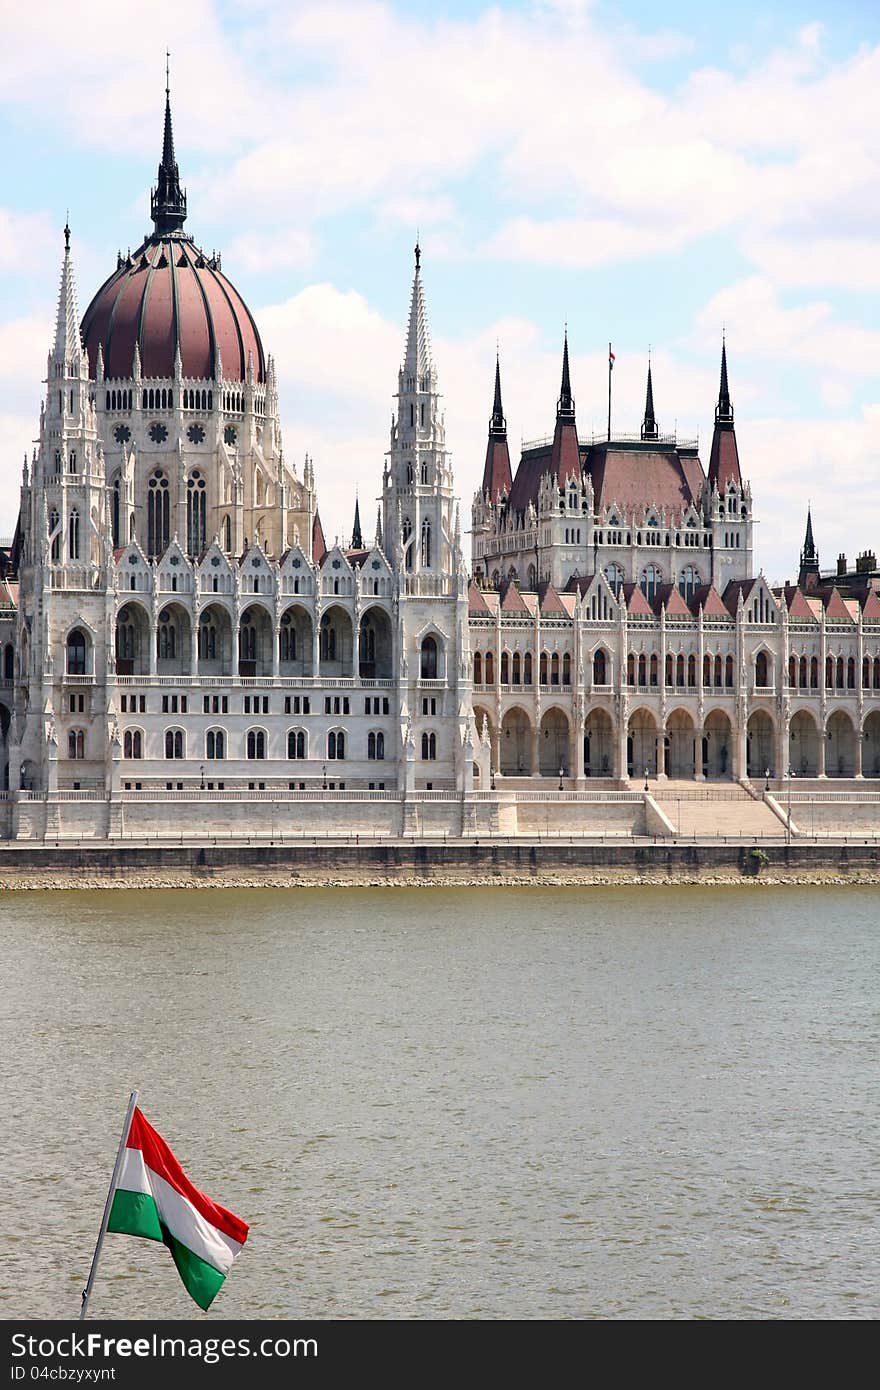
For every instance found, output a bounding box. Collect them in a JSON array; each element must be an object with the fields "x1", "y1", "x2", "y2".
[
  {"x1": 607, "y1": 343, "x2": 612, "y2": 442},
  {"x1": 80, "y1": 1089, "x2": 139, "y2": 1321}
]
